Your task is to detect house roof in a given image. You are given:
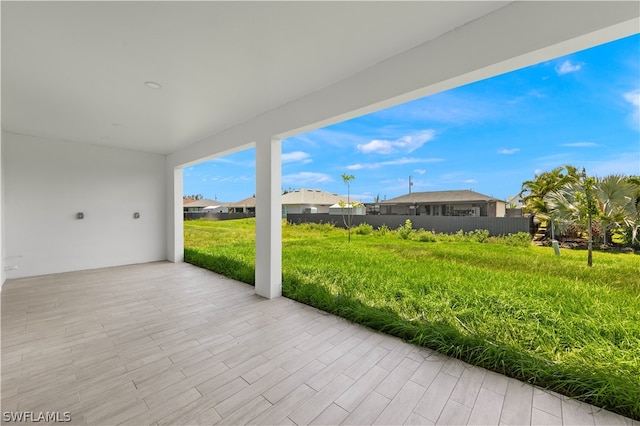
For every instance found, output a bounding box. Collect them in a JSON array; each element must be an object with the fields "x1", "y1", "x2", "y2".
[
  {"x1": 380, "y1": 190, "x2": 504, "y2": 204},
  {"x1": 183, "y1": 199, "x2": 224, "y2": 208},
  {"x1": 282, "y1": 189, "x2": 348, "y2": 206},
  {"x1": 228, "y1": 196, "x2": 256, "y2": 208}
]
